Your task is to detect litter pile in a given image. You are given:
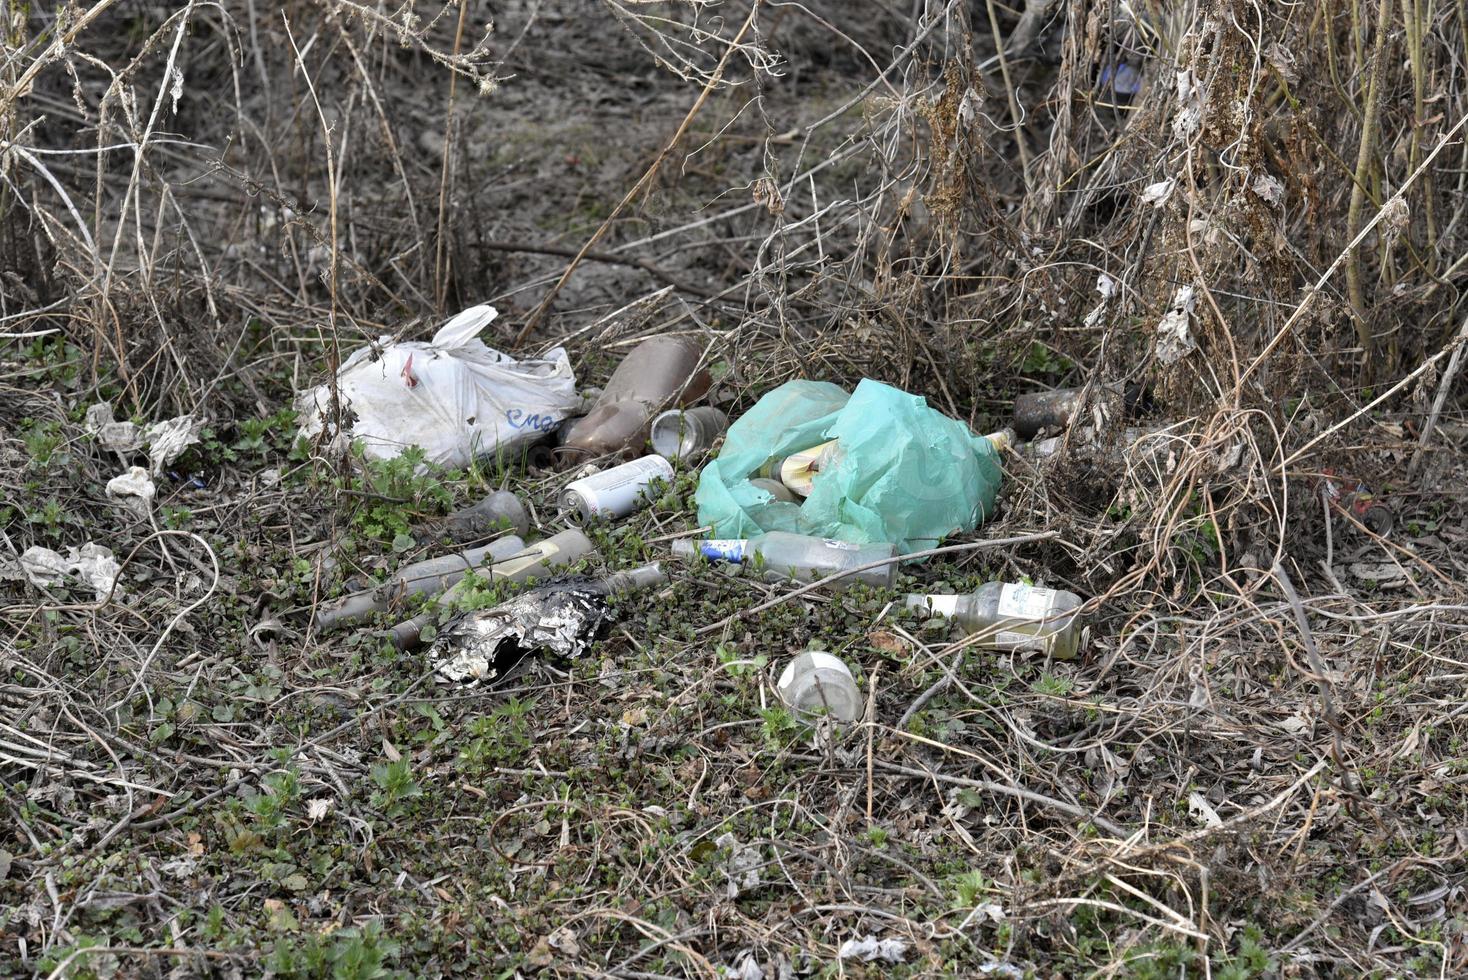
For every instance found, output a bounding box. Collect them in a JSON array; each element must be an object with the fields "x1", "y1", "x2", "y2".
[{"x1": 276, "y1": 308, "x2": 1125, "y2": 718}]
